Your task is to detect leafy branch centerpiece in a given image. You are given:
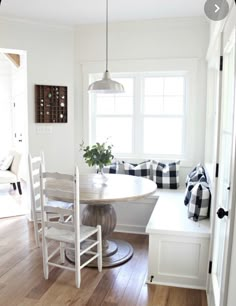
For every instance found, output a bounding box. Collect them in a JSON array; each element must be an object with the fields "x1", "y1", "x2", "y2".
[{"x1": 80, "y1": 140, "x2": 114, "y2": 176}]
